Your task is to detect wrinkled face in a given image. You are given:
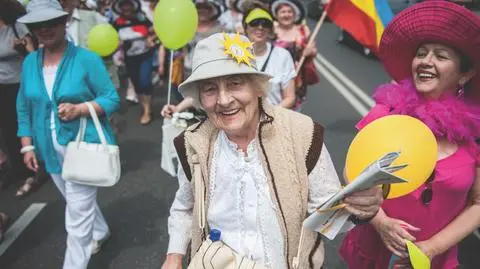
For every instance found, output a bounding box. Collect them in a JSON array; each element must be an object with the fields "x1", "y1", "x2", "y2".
[
  {"x1": 245, "y1": 19, "x2": 273, "y2": 44},
  {"x1": 197, "y1": 3, "x2": 214, "y2": 23},
  {"x1": 411, "y1": 43, "x2": 475, "y2": 99},
  {"x1": 276, "y1": 4, "x2": 295, "y2": 26},
  {"x1": 29, "y1": 17, "x2": 66, "y2": 48},
  {"x1": 199, "y1": 75, "x2": 263, "y2": 136},
  {"x1": 120, "y1": 1, "x2": 136, "y2": 19}
]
